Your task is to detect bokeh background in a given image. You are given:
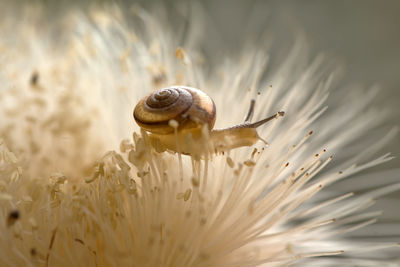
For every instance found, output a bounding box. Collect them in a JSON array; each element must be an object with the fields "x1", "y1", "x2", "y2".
[
  {"x1": 36, "y1": 0, "x2": 400, "y2": 169},
  {"x1": 194, "y1": 0, "x2": 400, "y2": 168},
  {"x1": 157, "y1": 0, "x2": 400, "y2": 169}
]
